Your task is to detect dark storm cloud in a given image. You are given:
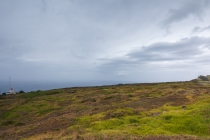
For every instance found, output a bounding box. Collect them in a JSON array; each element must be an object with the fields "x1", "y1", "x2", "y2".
[
  {"x1": 161, "y1": 0, "x2": 210, "y2": 30},
  {"x1": 98, "y1": 36, "x2": 210, "y2": 73},
  {"x1": 192, "y1": 25, "x2": 210, "y2": 33}
]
